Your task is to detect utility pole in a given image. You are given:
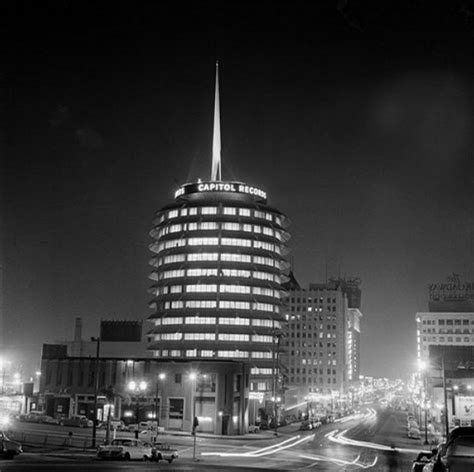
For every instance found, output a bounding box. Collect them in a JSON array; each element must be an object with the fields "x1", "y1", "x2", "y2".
[
  {"x1": 442, "y1": 355, "x2": 449, "y2": 439},
  {"x1": 91, "y1": 337, "x2": 101, "y2": 448}
]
